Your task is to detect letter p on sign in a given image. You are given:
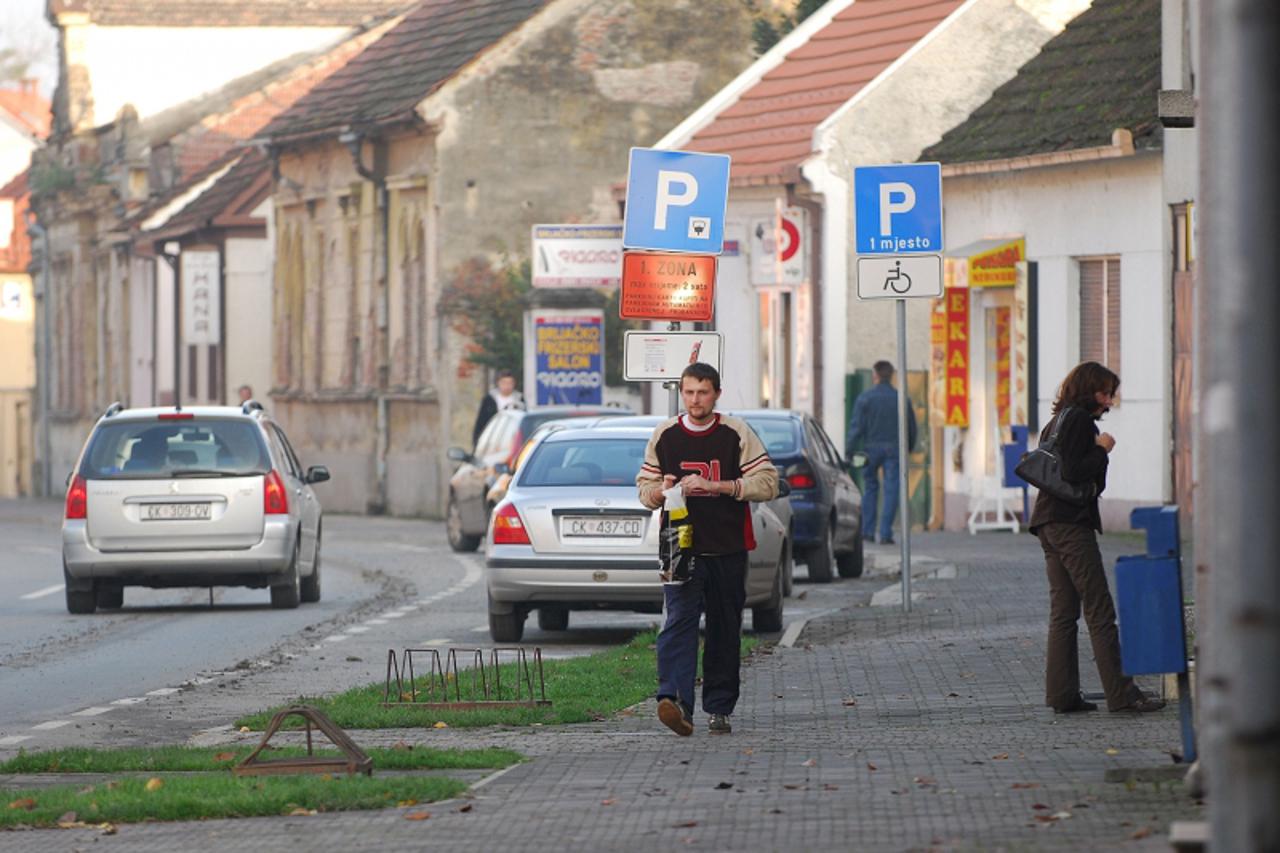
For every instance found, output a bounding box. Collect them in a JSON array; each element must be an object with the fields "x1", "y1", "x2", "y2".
[
  {"x1": 879, "y1": 182, "x2": 916, "y2": 236},
  {"x1": 654, "y1": 170, "x2": 698, "y2": 230}
]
